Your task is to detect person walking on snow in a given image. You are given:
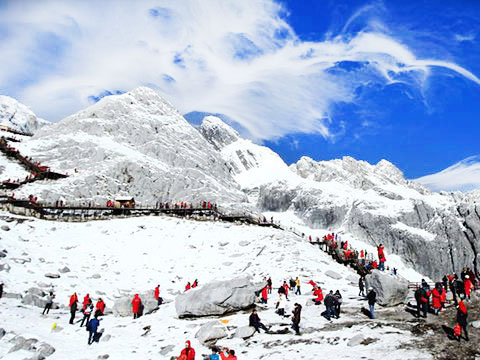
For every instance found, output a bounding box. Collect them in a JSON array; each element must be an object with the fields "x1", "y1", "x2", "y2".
[
  {"x1": 334, "y1": 290, "x2": 343, "y2": 317},
  {"x1": 249, "y1": 308, "x2": 269, "y2": 334},
  {"x1": 132, "y1": 294, "x2": 142, "y2": 319},
  {"x1": 367, "y1": 287, "x2": 376, "y2": 319},
  {"x1": 431, "y1": 283, "x2": 444, "y2": 315},
  {"x1": 178, "y1": 340, "x2": 196, "y2": 360},
  {"x1": 154, "y1": 285, "x2": 163, "y2": 305},
  {"x1": 295, "y1": 277, "x2": 301, "y2": 295},
  {"x1": 359, "y1": 277, "x2": 365, "y2": 297},
  {"x1": 282, "y1": 281, "x2": 289, "y2": 299},
  {"x1": 289, "y1": 278, "x2": 296, "y2": 291},
  {"x1": 82, "y1": 293, "x2": 90, "y2": 312},
  {"x1": 86, "y1": 316, "x2": 101, "y2": 345},
  {"x1": 42, "y1": 292, "x2": 54, "y2": 315},
  {"x1": 81, "y1": 299, "x2": 93, "y2": 327},
  {"x1": 267, "y1": 277, "x2": 272, "y2": 294},
  {"x1": 185, "y1": 282, "x2": 191, "y2": 292},
  {"x1": 275, "y1": 293, "x2": 288, "y2": 317},
  {"x1": 324, "y1": 290, "x2": 337, "y2": 320},
  {"x1": 192, "y1": 279, "x2": 198, "y2": 288},
  {"x1": 292, "y1": 303, "x2": 302, "y2": 335},
  {"x1": 69, "y1": 293, "x2": 78, "y2": 324}
]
